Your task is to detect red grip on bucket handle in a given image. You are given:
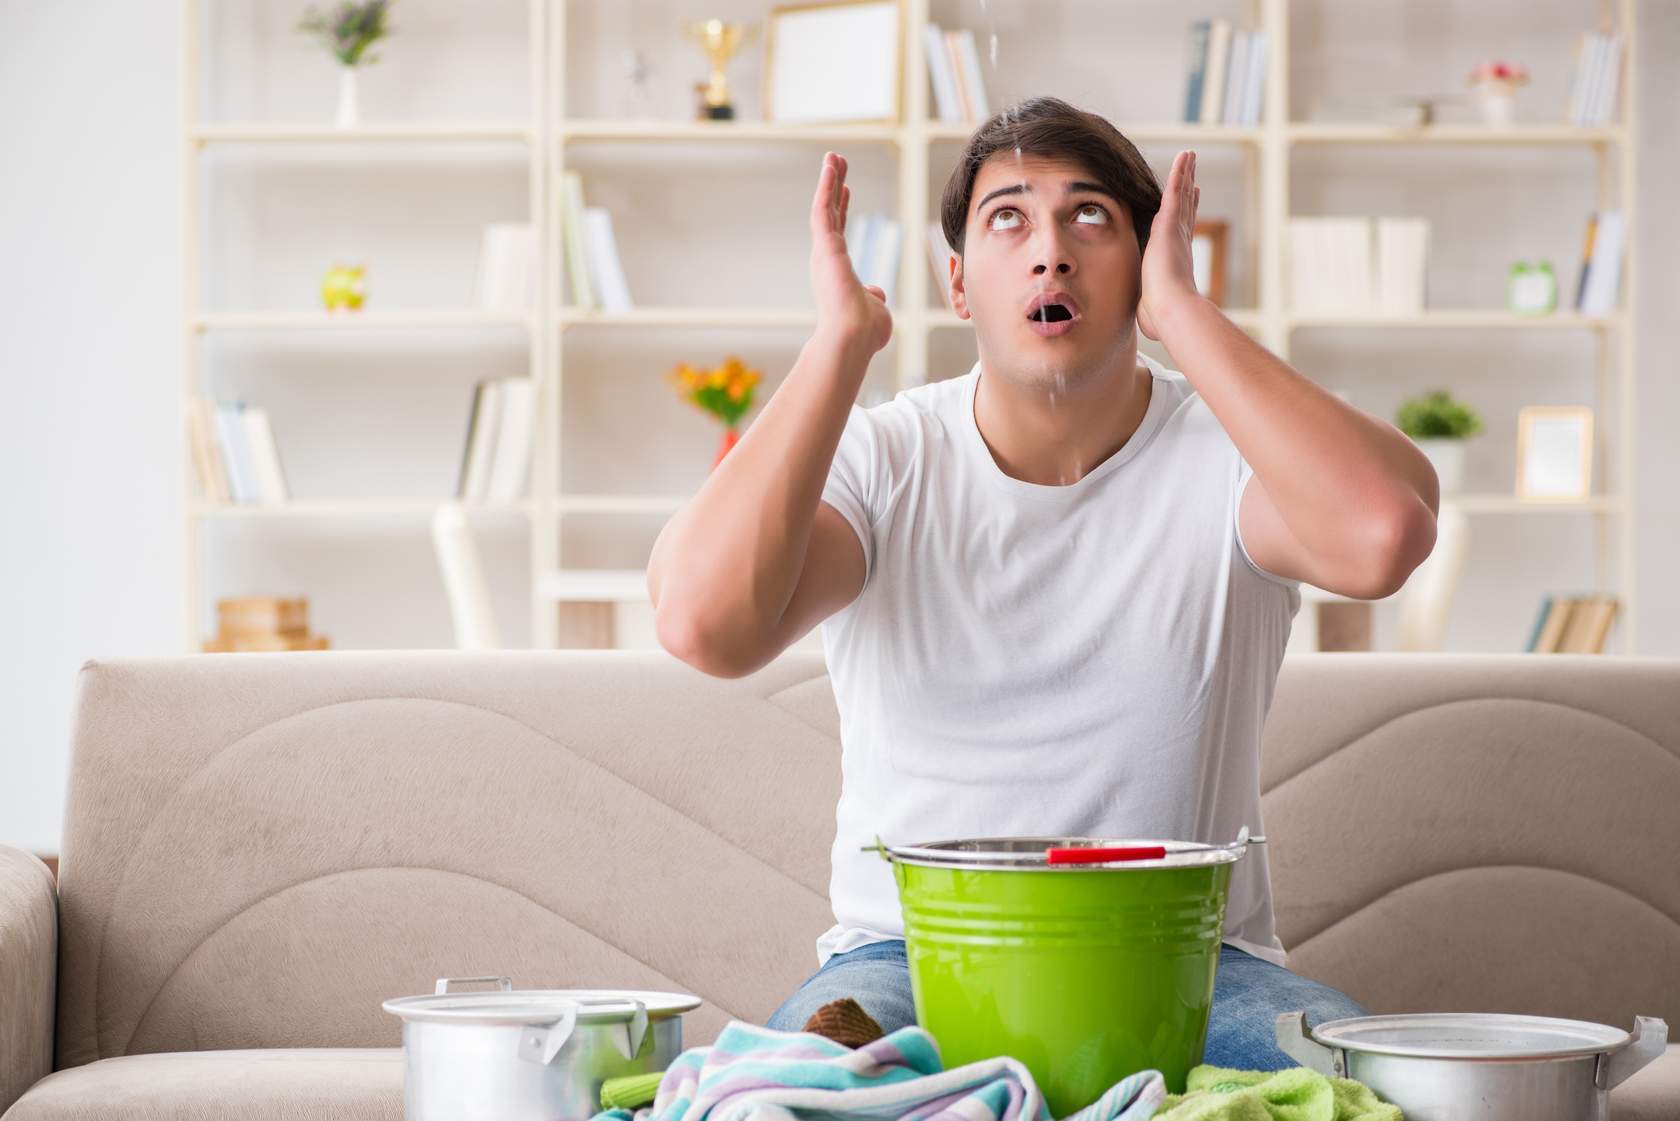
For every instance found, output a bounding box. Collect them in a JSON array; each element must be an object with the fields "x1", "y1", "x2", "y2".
[{"x1": 1045, "y1": 845, "x2": 1169, "y2": 865}]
